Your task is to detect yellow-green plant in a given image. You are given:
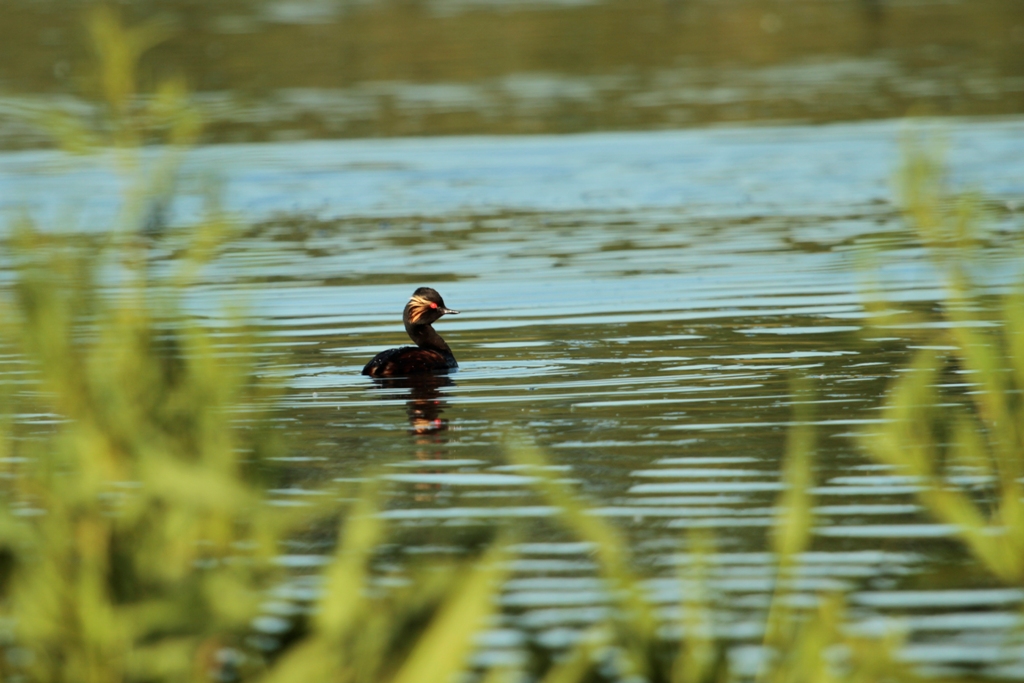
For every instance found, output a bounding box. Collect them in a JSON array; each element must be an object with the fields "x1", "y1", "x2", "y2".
[
  {"x1": 0, "y1": 221, "x2": 294, "y2": 683},
  {"x1": 507, "y1": 397, "x2": 917, "y2": 683},
  {"x1": 674, "y1": 529, "x2": 728, "y2": 683},
  {"x1": 863, "y1": 134, "x2": 1024, "y2": 585},
  {"x1": 0, "y1": 9, "x2": 302, "y2": 682},
  {"x1": 260, "y1": 482, "x2": 510, "y2": 683},
  {"x1": 757, "y1": 377, "x2": 817, "y2": 683},
  {"x1": 758, "y1": 380, "x2": 914, "y2": 683},
  {"x1": 508, "y1": 439, "x2": 689, "y2": 683}
]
